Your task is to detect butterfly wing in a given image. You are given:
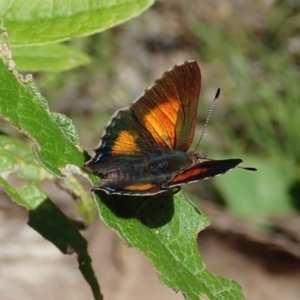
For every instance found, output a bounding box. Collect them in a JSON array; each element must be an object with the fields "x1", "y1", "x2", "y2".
[
  {"x1": 85, "y1": 108, "x2": 155, "y2": 174},
  {"x1": 93, "y1": 181, "x2": 164, "y2": 196},
  {"x1": 163, "y1": 159, "x2": 242, "y2": 188},
  {"x1": 131, "y1": 60, "x2": 201, "y2": 151},
  {"x1": 85, "y1": 61, "x2": 201, "y2": 174}
]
